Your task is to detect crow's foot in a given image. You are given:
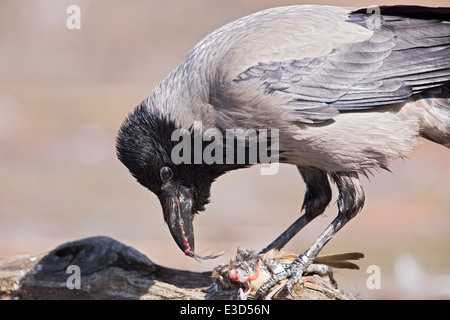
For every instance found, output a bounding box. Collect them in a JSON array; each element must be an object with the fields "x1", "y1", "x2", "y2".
[{"x1": 255, "y1": 253, "x2": 334, "y2": 299}]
